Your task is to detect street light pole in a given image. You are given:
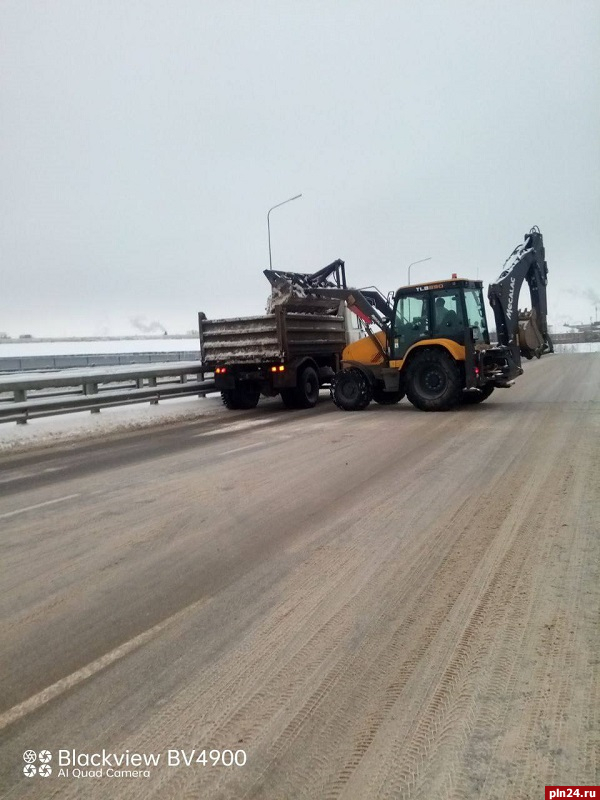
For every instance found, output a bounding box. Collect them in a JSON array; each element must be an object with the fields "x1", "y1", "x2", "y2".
[
  {"x1": 407, "y1": 256, "x2": 432, "y2": 285},
  {"x1": 267, "y1": 194, "x2": 302, "y2": 270}
]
